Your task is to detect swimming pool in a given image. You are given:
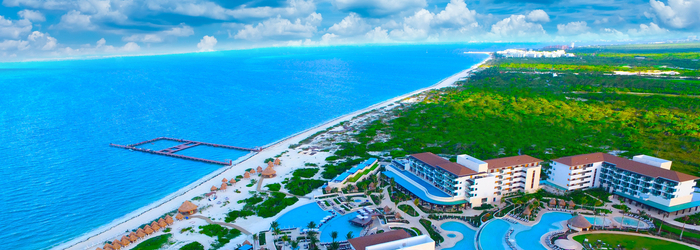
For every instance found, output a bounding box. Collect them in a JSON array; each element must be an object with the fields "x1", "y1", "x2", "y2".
[
  {"x1": 440, "y1": 221, "x2": 476, "y2": 250},
  {"x1": 319, "y1": 212, "x2": 364, "y2": 242},
  {"x1": 584, "y1": 215, "x2": 612, "y2": 226},
  {"x1": 447, "y1": 233, "x2": 456, "y2": 238},
  {"x1": 513, "y1": 212, "x2": 572, "y2": 250},
  {"x1": 276, "y1": 203, "x2": 330, "y2": 229},
  {"x1": 478, "y1": 219, "x2": 510, "y2": 250},
  {"x1": 613, "y1": 216, "x2": 649, "y2": 228}
]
